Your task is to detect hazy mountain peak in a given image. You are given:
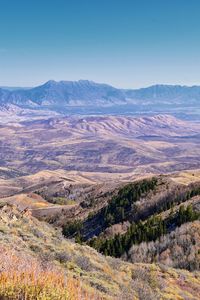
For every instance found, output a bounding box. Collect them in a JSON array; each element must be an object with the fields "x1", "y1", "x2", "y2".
[
  {"x1": 43, "y1": 80, "x2": 58, "y2": 87},
  {"x1": 0, "y1": 80, "x2": 199, "y2": 116}
]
